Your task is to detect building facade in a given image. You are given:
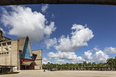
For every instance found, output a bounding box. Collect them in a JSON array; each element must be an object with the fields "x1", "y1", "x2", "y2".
[{"x1": 0, "y1": 29, "x2": 42, "y2": 73}]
